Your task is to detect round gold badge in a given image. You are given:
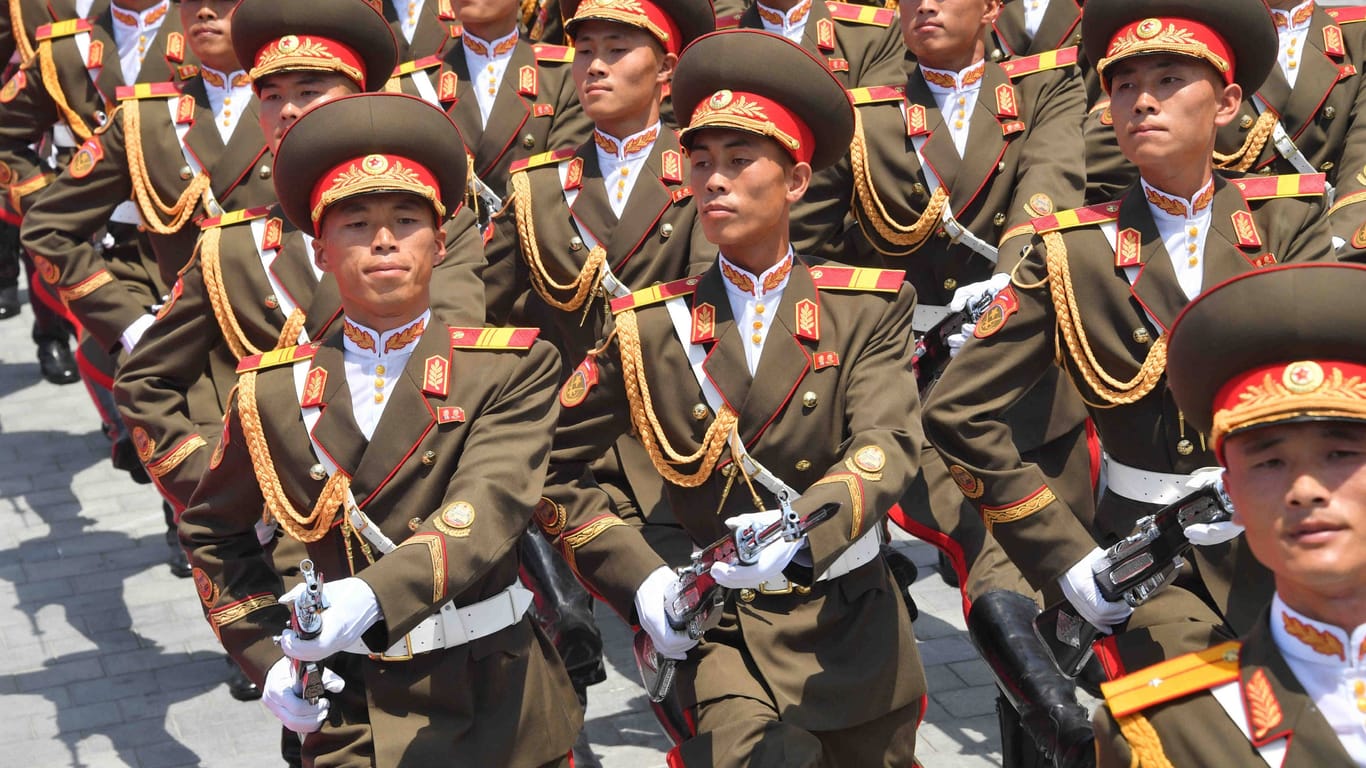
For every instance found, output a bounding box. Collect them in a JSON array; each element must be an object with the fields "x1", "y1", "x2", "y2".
[
  {"x1": 34, "y1": 255, "x2": 60, "y2": 284},
  {"x1": 362, "y1": 154, "x2": 390, "y2": 175},
  {"x1": 436, "y1": 501, "x2": 476, "y2": 536},
  {"x1": 277, "y1": 35, "x2": 300, "y2": 54},
  {"x1": 1135, "y1": 18, "x2": 1163, "y2": 40},
  {"x1": 132, "y1": 427, "x2": 154, "y2": 463},
  {"x1": 192, "y1": 567, "x2": 218, "y2": 606},
  {"x1": 949, "y1": 464, "x2": 984, "y2": 499},
  {"x1": 560, "y1": 370, "x2": 588, "y2": 408},
  {"x1": 975, "y1": 304, "x2": 1005, "y2": 338},
  {"x1": 708, "y1": 89, "x2": 734, "y2": 109},
  {"x1": 854, "y1": 445, "x2": 886, "y2": 473},
  {"x1": 69, "y1": 148, "x2": 96, "y2": 179},
  {"x1": 1282, "y1": 361, "x2": 1325, "y2": 394}
]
